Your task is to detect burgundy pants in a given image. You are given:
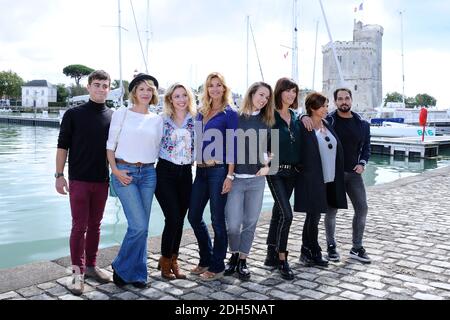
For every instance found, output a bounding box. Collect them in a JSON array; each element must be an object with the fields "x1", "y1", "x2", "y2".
[{"x1": 69, "y1": 180, "x2": 109, "y2": 273}]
